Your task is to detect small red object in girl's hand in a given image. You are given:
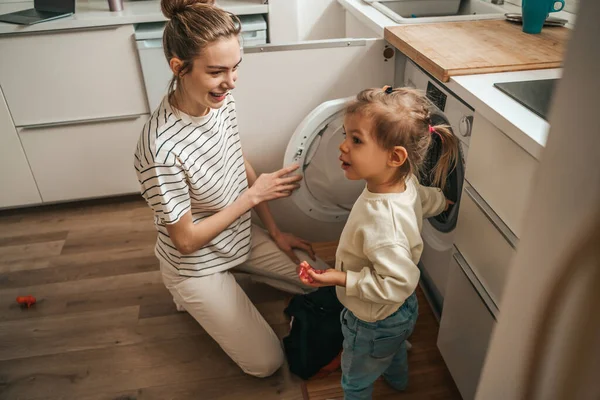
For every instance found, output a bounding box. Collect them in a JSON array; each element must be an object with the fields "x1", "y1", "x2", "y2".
[
  {"x1": 298, "y1": 261, "x2": 325, "y2": 283},
  {"x1": 16, "y1": 295, "x2": 36, "y2": 308}
]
